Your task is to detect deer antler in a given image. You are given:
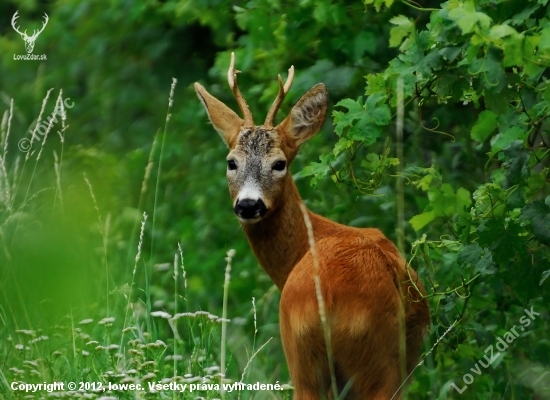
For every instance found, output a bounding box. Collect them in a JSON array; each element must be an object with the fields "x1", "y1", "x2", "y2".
[
  {"x1": 30, "y1": 14, "x2": 49, "y2": 39},
  {"x1": 227, "y1": 52, "x2": 254, "y2": 127},
  {"x1": 264, "y1": 65, "x2": 295, "y2": 128},
  {"x1": 11, "y1": 11, "x2": 25, "y2": 36},
  {"x1": 11, "y1": 11, "x2": 48, "y2": 39}
]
